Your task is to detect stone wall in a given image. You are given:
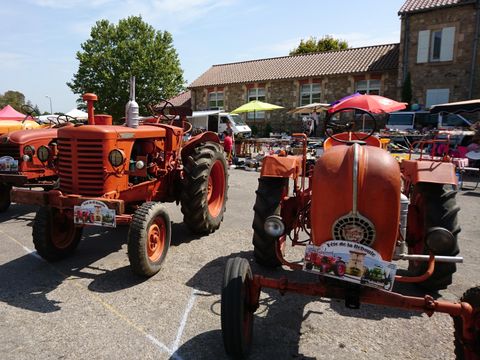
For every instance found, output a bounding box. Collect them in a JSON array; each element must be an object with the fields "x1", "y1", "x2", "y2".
[
  {"x1": 190, "y1": 69, "x2": 399, "y2": 135},
  {"x1": 398, "y1": 4, "x2": 479, "y2": 105}
]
